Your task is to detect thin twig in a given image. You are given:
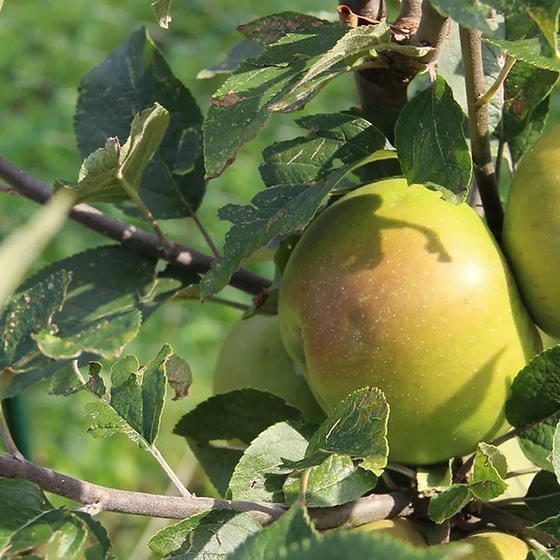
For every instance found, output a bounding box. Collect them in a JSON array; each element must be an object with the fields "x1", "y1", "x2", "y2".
[
  {"x1": 475, "y1": 56, "x2": 516, "y2": 108},
  {"x1": 0, "y1": 407, "x2": 23, "y2": 460},
  {"x1": 189, "y1": 211, "x2": 221, "y2": 259},
  {"x1": 385, "y1": 462, "x2": 417, "y2": 480},
  {"x1": 149, "y1": 446, "x2": 191, "y2": 498},
  {"x1": 117, "y1": 173, "x2": 172, "y2": 251},
  {"x1": 459, "y1": 26, "x2": 504, "y2": 241},
  {"x1": 73, "y1": 361, "x2": 191, "y2": 498},
  {"x1": 0, "y1": 155, "x2": 270, "y2": 296},
  {"x1": 505, "y1": 467, "x2": 541, "y2": 479},
  {"x1": 0, "y1": 453, "x2": 412, "y2": 528},
  {"x1": 173, "y1": 293, "x2": 249, "y2": 312}
]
